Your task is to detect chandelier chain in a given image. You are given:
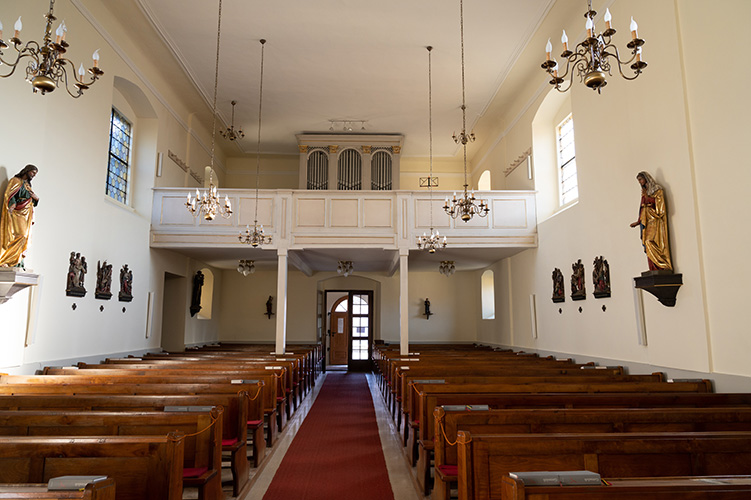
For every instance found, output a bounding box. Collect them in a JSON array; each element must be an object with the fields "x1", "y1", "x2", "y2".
[
  {"x1": 428, "y1": 46, "x2": 434, "y2": 232},
  {"x1": 254, "y1": 40, "x2": 266, "y2": 226},
  {"x1": 209, "y1": 0, "x2": 222, "y2": 172}
]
